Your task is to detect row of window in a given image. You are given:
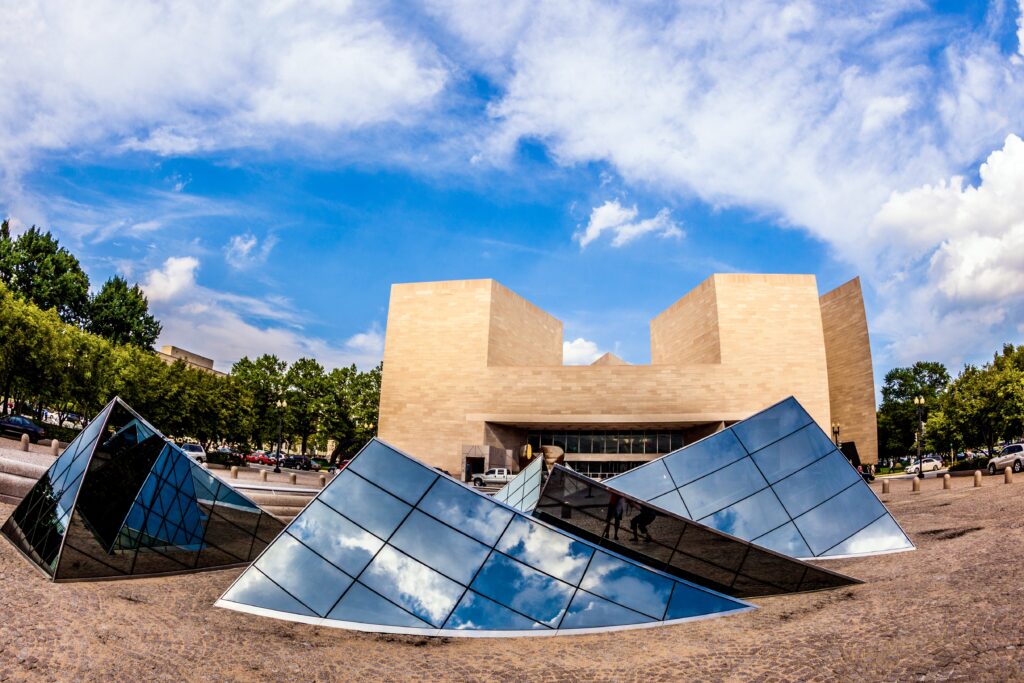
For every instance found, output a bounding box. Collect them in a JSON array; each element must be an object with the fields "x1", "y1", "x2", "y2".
[{"x1": 527, "y1": 430, "x2": 685, "y2": 456}]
